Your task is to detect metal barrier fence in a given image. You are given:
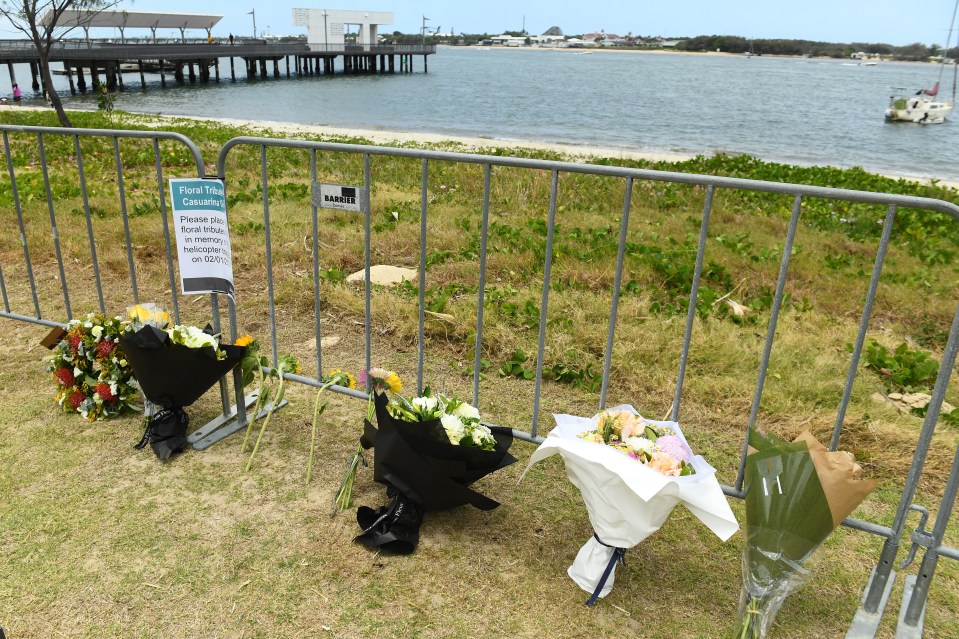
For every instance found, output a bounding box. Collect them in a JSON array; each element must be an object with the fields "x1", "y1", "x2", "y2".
[
  {"x1": 0, "y1": 124, "x2": 251, "y2": 440},
  {"x1": 1, "y1": 124, "x2": 957, "y2": 637}
]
